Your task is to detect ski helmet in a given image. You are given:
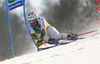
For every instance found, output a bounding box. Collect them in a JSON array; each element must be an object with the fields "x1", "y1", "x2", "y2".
[{"x1": 27, "y1": 11, "x2": 38, "y2": 21}]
